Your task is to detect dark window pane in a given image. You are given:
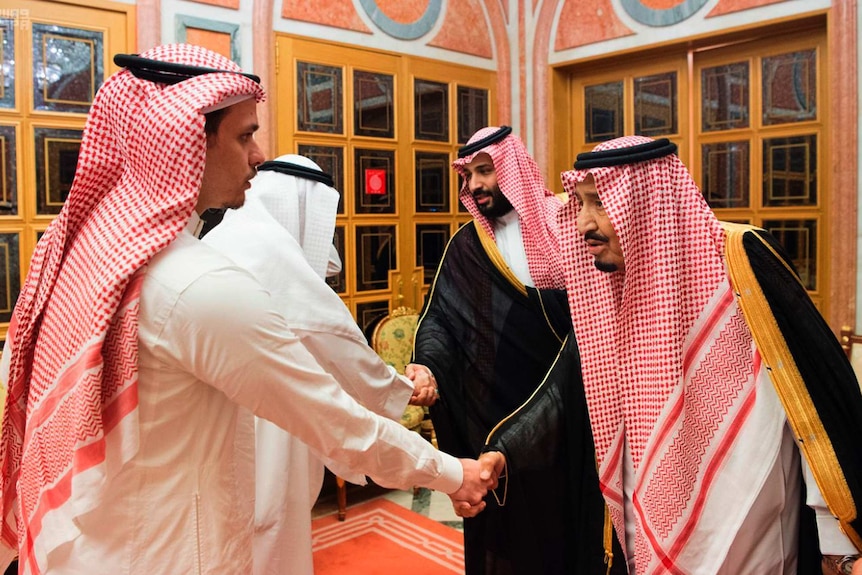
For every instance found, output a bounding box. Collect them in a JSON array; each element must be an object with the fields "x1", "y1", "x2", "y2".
[
  {"x1": 326, "y1": 226, "x2": 346, "y2": 293},
  {"x1": 415, "y1": 79, "x2": 448, "y2": 142},
  {"x1": 298, "y1": 144, "x2": 345, "y2": 214},
  {"x1": 355, "y1": 225, "x2": 396, "y2": 291},
  {"x1": 356, "y1": 300, "x2": 390, "y2": 343},
  {"x1": 415, "y1": 151, "x2": 449, "y2": 213},
  {"x1": 634, "y1": 71, "x2": 677, "y2": 136},
  {"x1": 762, "y1": 135, "x2": 817, "y2": 207},
  {"x1": 354, "y1": 70, "x2": 394, "y2": 138},
  {"x1": 0, "y1": 231, "x2": 20, "y2": 323},
  {"x1": 297, "y1": 62, "x2": 343, "y2": 134},
  {"x1": 763, "y1": 218, "x2": 817, "y2": 290},
  {"x1": 701, "y1": 141, "x2": 749, "y2": 208},
  {"x1": 0, "y1": 19, "x2": 16, "y2": 109},
  {"x1": 585, "y1": 81, "x2": 623, "y2": 142},
  {"x1": 702, "y1": 62, "x2": 749, "y2": 132},
  {"x1": 354, "y1": 148, "x2": 395, "y2": 214},
  {"x1": 457, "y1": 173, "x2": 468, "y2": 212},
  {"x1": 762, "y1": 49, "x2": 816, "y2": 125},
  {"x1": 416, "y1": 224, "x2": 450, "y2": 285},
  {"x1": 457, "y1": 86, "x2": 488, "y2": 144},
  {"x1": 0, "y1": 124, "x2": 18, "y2": 215},
  {"x1": 33, "y1": 24, "x2": 103, "y2": 113},
  {"x1": 34, "y1": 127, "x2": 81, "y2": 215}
]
